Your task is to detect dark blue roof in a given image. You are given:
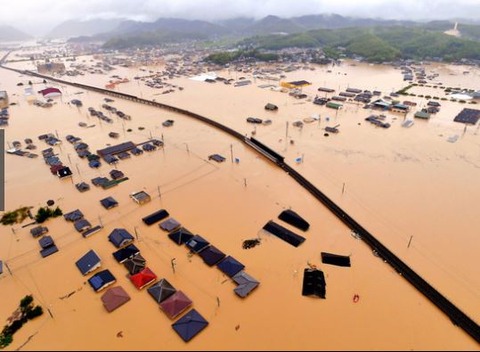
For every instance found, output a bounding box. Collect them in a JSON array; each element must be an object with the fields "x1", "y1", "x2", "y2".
[
  {"x1": 101, "y1": 196, "x2": 118, "y2": 209},
  {"x1": 103, "y1": 154, "x2": 119, "y2": 164},
  {"x1": 74, "y1": 218, "x2": 91, "y2": 233},
  {"x1": 168, "y1": 227, "x2": 194, "y2": 245},
  {"x1": 278, "y1": 209, "x2": 310, "y2": 231},
  {"x1": 57, "y1": 166, "x2": 73, "y2": 178},
  {"x1": 147, "y1": 278, "x2": 176, "y2": 304},
  {"x1": 40, "y1": 245, "x2": 58, "y2": 258},
  {"x1": 89, "y1": 160, "x2": 101, "y2": 168},
  {"x1": 88, "y1": 269, "x2": 116, "y2": 292},
  {"x1": 216, "y1": 255, "x2": 245, "y2": 277},
  {"x1": 108, "y1": 228, "x2": 134, "y2": 248},
  {"x1": 91, "y1": 177, "x2": 108, "y2": 186},
  {"x1": 171, "y1": 309, "x2": 209, "y2": 342},
  {"x1": 232, "y1": 271, "x2": 260, "y2": 298},
  {"x1": 64, "y1": 209, "x2": 84, "y2": 222},
  {"x1": 302, "y1": 268, "x2": 326, "y2": 298},
  {"x1": 142, "y1": 209, "x2": 169, "y2": 226},
  {"x1": 39, "y1": 235, "x2": 55, "y2": 249},
  {"x1": 159, "y1": 218, "x2": 181, "y2": 232},
  {"x1": 75, "y1": 249, "x2": 101, "y2": 275},
  {"x1": 198, "y1": 245, "x2": 226, "y2": 266},
  {"x1": 112, "y1": 244, "x2": 140, "y2": 263},
  {"x1": 262, "y1": 220, "x2": 306, "y2": 247},
  {"x1": 185, "y1": 235, "x2": 210, "y2": 254}
]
